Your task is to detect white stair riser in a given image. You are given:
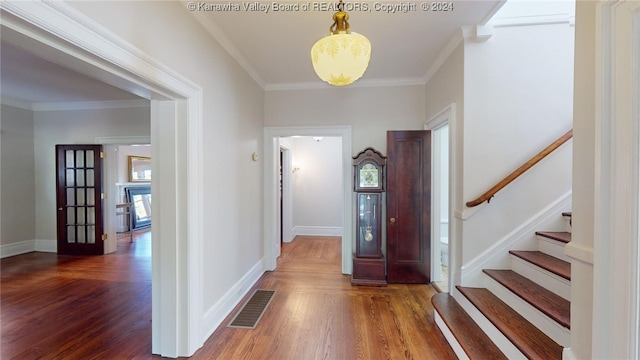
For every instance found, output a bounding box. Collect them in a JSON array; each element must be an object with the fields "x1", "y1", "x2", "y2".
[
  {"x1": 452, "y1": 290, "x2": 526, "y2": 359},
  {"x1": 537, "y1": 236, "x2": 572, "y2": 263},
  {"x1": 434, "y1": 311, "x2": 470, "y2": 360},
  {"x1": 483, "y1": 274, "x2": 571, "y2": 347},
  {"x1": 510, "y1": 255, "x2": 571, "y2": 300}
]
